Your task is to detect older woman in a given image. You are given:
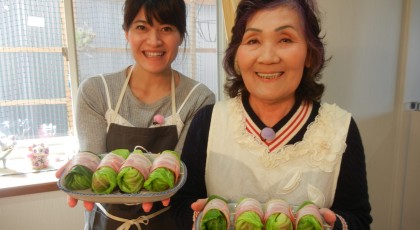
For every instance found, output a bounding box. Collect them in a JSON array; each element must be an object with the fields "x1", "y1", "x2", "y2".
[{"x1": 171, "y1": 0, "x2": 372, "y2": 229}]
